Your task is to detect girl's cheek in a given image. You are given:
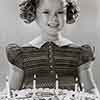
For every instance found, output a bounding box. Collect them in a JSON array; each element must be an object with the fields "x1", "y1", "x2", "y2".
[
  {"x1": 59, "y1": 16, "x2": 64, "y2": 22},
  {"x1": 44, "y1": 16, "x2": 49, "y2": 24}
]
